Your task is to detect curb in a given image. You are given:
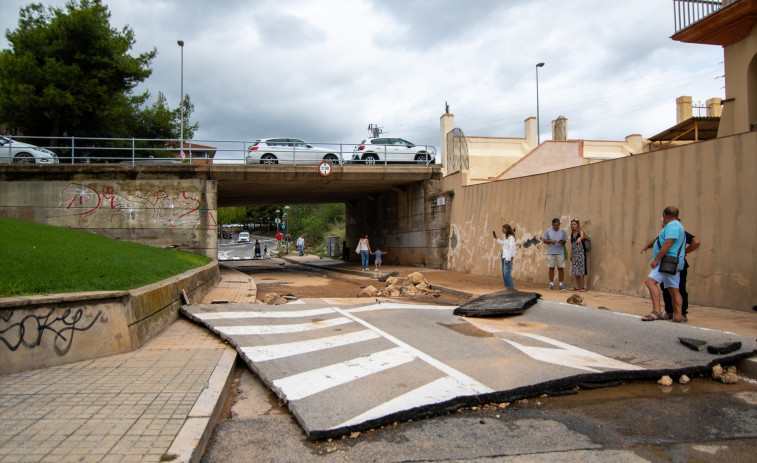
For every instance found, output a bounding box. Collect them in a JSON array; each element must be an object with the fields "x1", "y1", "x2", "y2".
[{"x1": 165, "y1": 347, "x2": 237, "y2": 463}]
